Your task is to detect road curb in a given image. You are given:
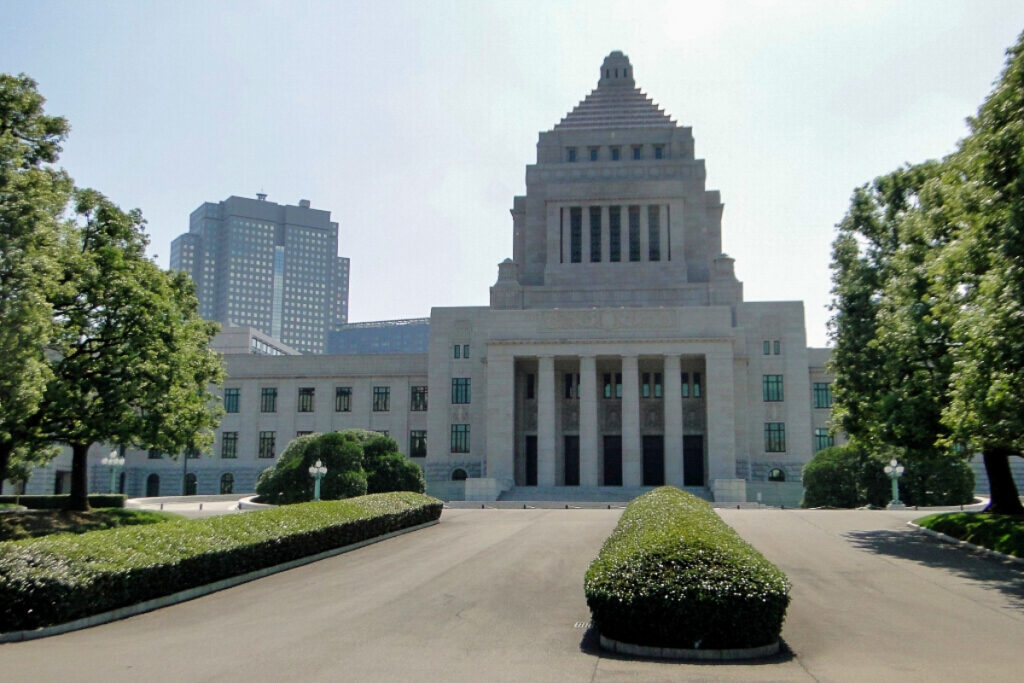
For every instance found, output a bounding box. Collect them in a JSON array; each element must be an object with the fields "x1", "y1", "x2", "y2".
[
  {"x1": 0, "y1": 519, "x2": 439, "y2": 643},
  {"x1": 599, "y1": 634, "x2": 780, "y2": 661},
  {"x1": 907, "y1": 521, "x2": 1024, "y2": 566}
]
